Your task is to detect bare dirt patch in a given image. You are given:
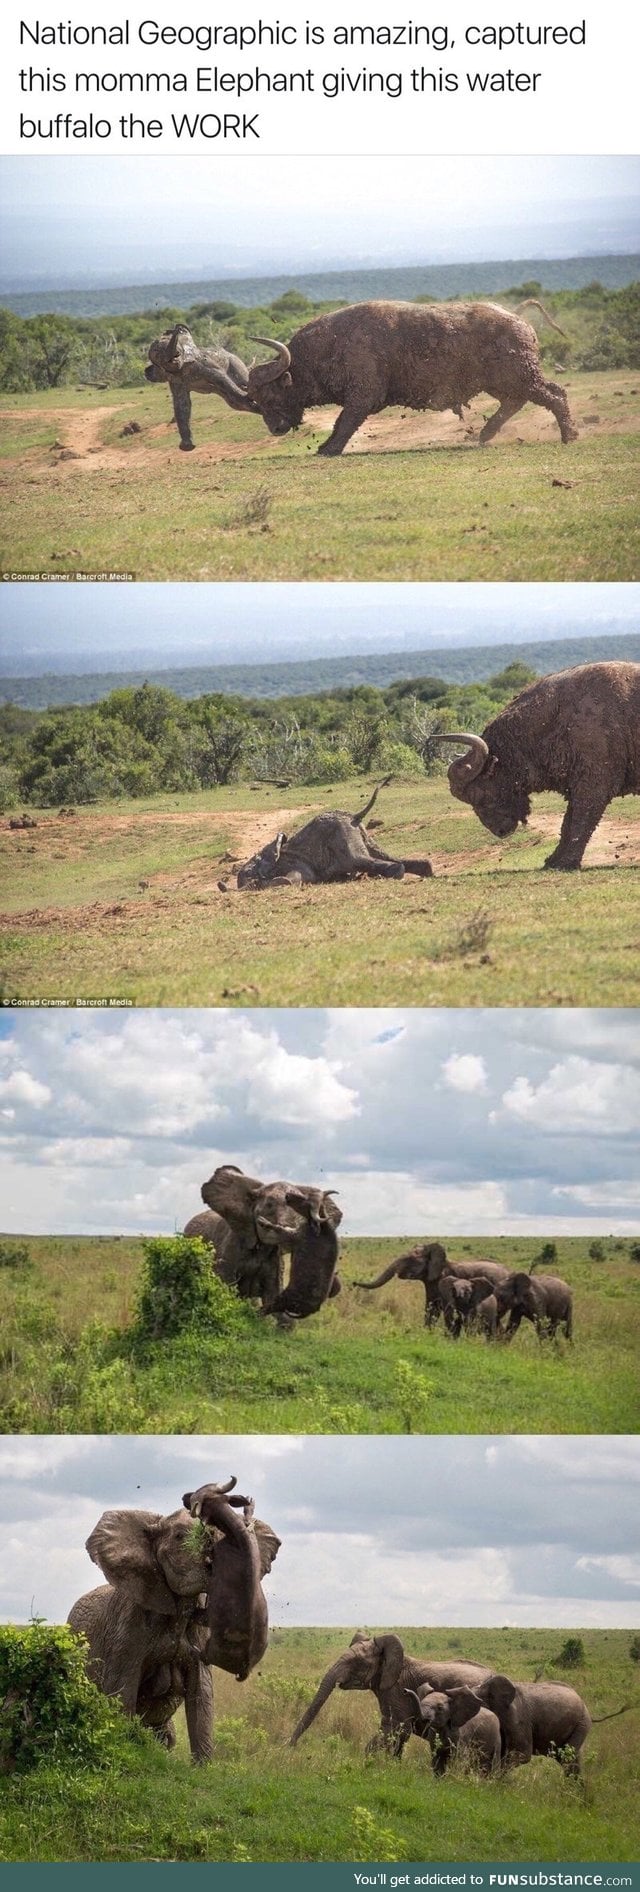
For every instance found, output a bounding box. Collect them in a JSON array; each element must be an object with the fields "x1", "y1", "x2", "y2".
[{"x1": 526, "y1": 810, "x2": 640, "y2": 867}]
